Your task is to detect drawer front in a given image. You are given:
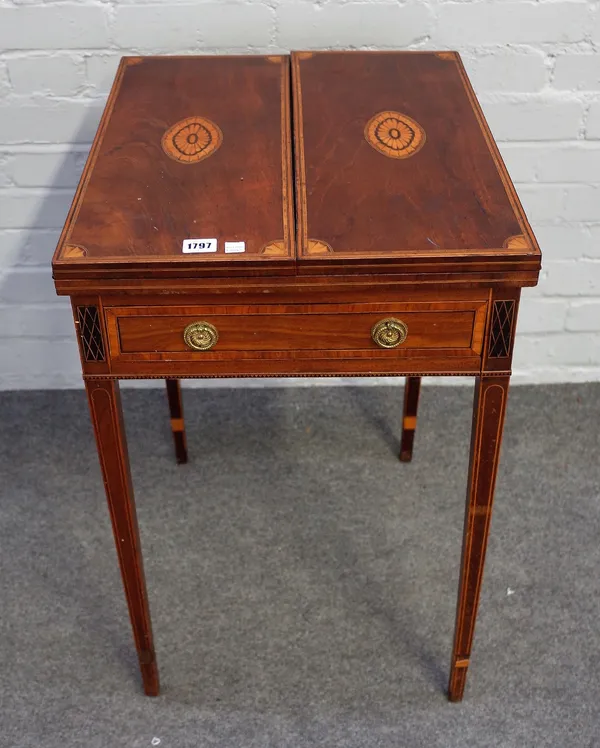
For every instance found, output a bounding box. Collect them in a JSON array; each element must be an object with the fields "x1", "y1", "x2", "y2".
[{"x1": 105, "y1": 301, "x2": 487, "y2": 363}]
